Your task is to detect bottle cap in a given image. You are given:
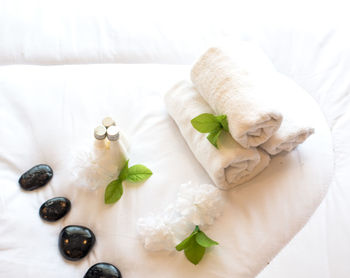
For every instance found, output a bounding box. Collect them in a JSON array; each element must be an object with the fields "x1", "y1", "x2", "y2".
[
  {"x1": 102, "y1": 117, "x2": 115, "y2": 128},
  {"x1": 107, "y1": 126, "x2": 120, "y2": 141},
  {"x1": 94, "y1": 125, "x2": 107, "y2": 140}
]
